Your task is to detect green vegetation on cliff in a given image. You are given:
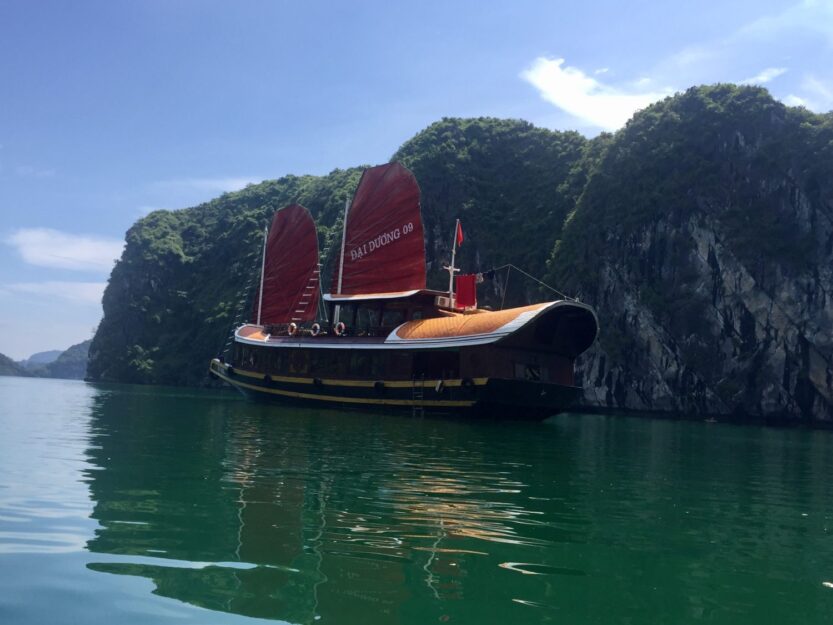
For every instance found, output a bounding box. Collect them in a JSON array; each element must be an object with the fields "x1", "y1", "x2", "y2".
[
  {"x1": 548, "y1": 84, "x2": 832, "y2": 291},
  {"x1": 89, "y1": 118, "x2": 592, "y2": 386},
  {"x1": 89, "y1": 86, "x2": 833, "y2": 419}
]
